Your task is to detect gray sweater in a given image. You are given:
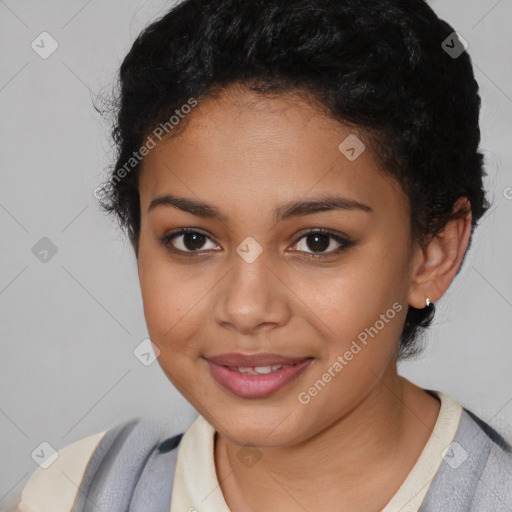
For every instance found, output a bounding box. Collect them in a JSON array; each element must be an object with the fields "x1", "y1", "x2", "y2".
[
  {"x1": 65, "y1": 405, "x2": 512, "y2": 511},
  {"x1": 420, "y1": 408, "x2": 512, "y2": 510}
]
